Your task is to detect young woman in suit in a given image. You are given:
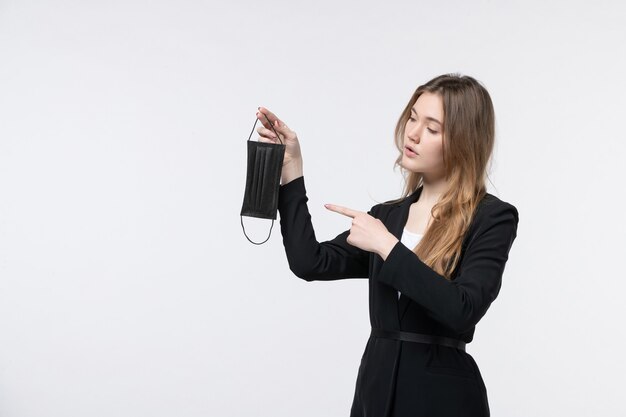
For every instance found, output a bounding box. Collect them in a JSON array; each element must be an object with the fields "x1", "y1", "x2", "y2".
[{"x1": 254, "y1": 73, "x2": 519, "y2": 417}]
